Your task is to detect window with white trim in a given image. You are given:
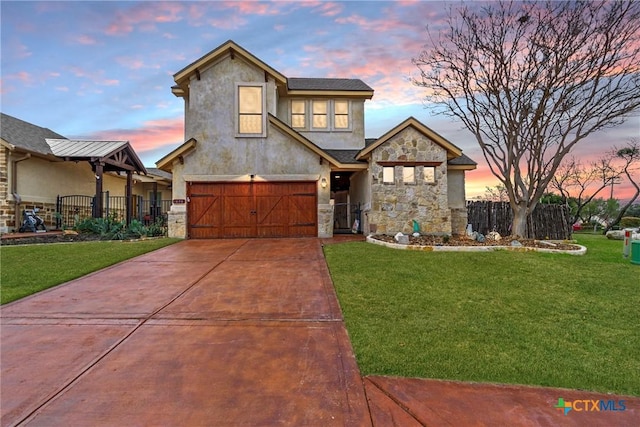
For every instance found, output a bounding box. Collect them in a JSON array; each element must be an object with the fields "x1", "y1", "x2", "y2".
[
  {"x1": 403, "y1": 166, "x2": 415, "y2": 184},
  {"x1": 291, "y1": 100, "x2": 306, "y2": 129},
  {"x1": 383, "y1": 166, "x2": 395, "y2": 183},
  {"x1": 236, "y1": 84, "x2": 265, "y2": 136},
  {"x1": 424, "y1": 166, "x2": 436, "y2": 183},
  {"x1": 312, "y1": 100, "x2": 328, "y2": 129},
  {"x1": 334, "y1": 100, "x2": 349, "y2": 129}
]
